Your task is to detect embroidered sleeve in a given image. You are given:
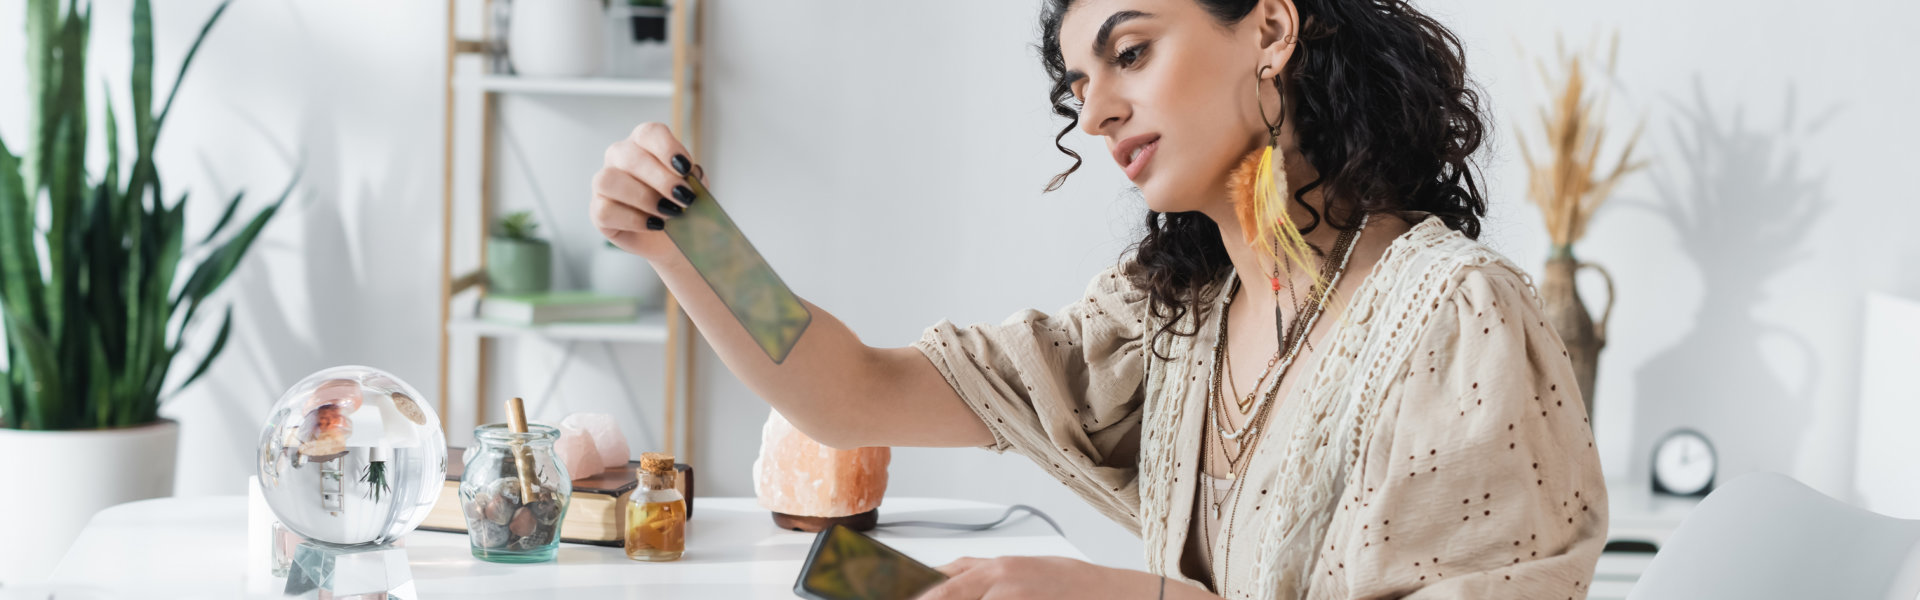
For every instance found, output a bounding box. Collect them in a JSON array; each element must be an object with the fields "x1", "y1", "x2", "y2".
[
  {"x1": 912, "y1": 262, "x2": 1151, "y2": 530},
  {"x1": 1320, "y1": 264, "x2": 1608, "y2": 599}
]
